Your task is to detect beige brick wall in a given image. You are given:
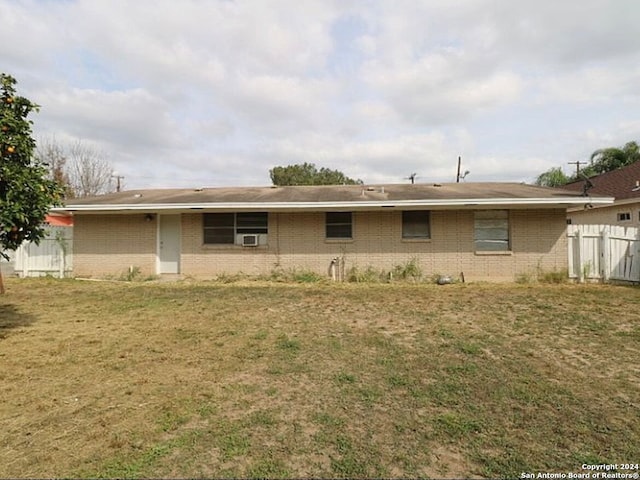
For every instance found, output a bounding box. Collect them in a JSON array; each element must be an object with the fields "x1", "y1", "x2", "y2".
[
  {"x1": 73, "y1": 209, "x2": 568, "y2": 281},
  {"x1": 73, "y1": 214, "x2": 157, "y2": 277},
  {"x1": 568, "y1": 203, "x2": 640, "y2": 226},
  {"x1": 510, "y1": 209, "x2": 568, "y2": 279}
]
